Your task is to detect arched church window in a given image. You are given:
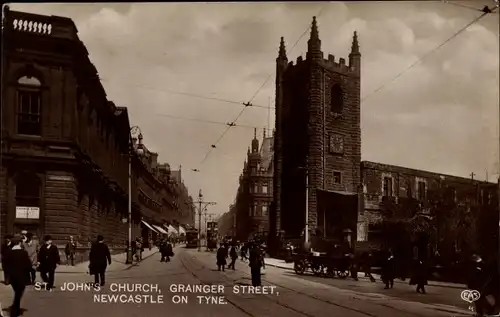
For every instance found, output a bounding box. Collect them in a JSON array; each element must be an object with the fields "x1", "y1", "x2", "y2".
[
  {"x1": 17, "y1": 75, "x2": 42, "y2": 136},
  {"x1": 330, "y1": 83, "x2": 344, "y2": 114}
]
